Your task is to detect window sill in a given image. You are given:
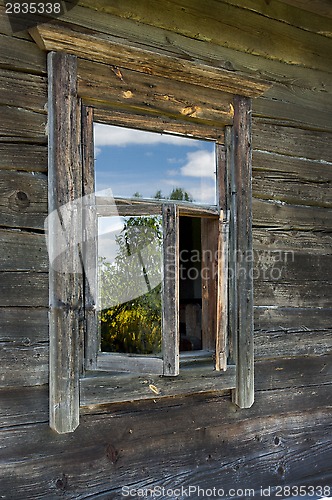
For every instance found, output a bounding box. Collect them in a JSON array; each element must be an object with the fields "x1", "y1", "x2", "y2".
[{"x1": 80, "y1": 364, "x2": 236, "y2": 407}]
